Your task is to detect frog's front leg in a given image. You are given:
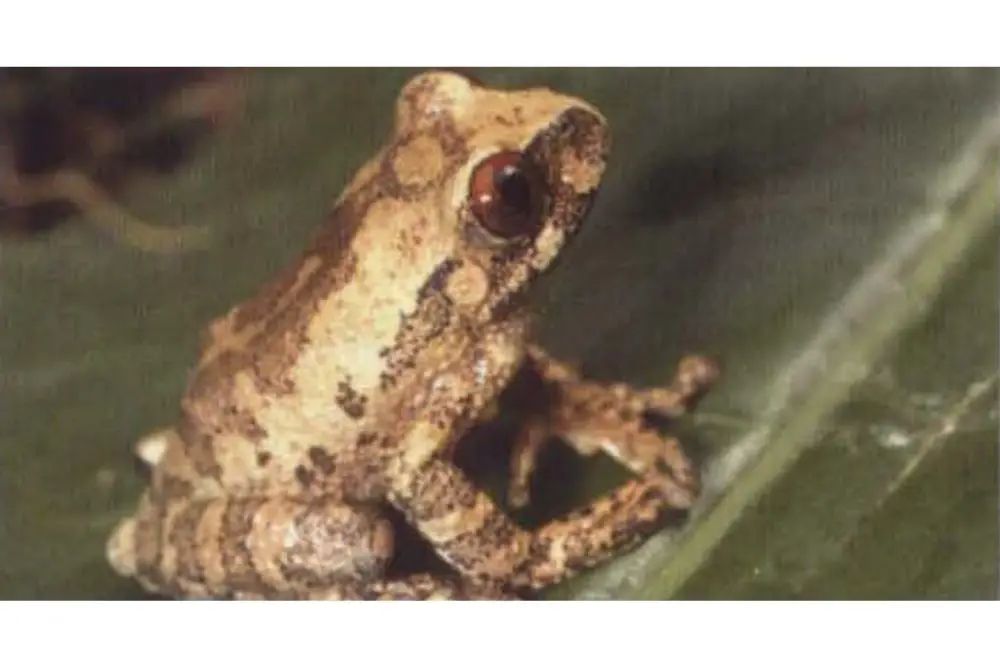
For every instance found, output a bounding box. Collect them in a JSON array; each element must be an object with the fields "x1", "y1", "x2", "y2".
[
  {"x1": 389, "y1": 455, "x2": 699, "y2": 594},
  {"x1": 507, "y1": 345, "x2": 720, "y2": 508},
  {"x1": 107, "y1": 493, "x2": 504, "y2": 600},
  {"x1": 383, "y1": 330, "x2": 700, "y2": 594}
]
